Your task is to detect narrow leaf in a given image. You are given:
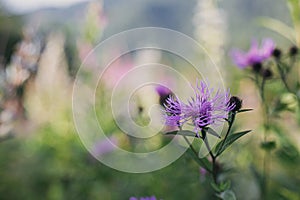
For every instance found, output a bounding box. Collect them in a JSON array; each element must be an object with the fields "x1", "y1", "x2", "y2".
[
  {"x1": 257, "y1": 16, "x2": 296, "y2": 44},
  {"x1": 186, "y1": 148, "x2": 212, "y2": 171},
  {"x1": 237, "y1": 108, "x2": 253, "y2": 113},
  {"x1": 206, "y1": 127, "x2": 221, "y2": 138},
  {"x1": 220, "y1": 180, "x2": 231, "y2": 191},
  {"x1": 260, "y1": 141, "x2": 276, "y2": 151},
  {"x1": 211, "y1": 182, "x2": 222, "y2": 193},
  {"x1": 218, "y1": 190, "x2": 237, "y2": 200},
  {"x1": 215, "y1": 130, "x2": 251, "y2": 156},
  {"x1": 164, "y1": 130, "x2": 196, "y2": 137}
]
